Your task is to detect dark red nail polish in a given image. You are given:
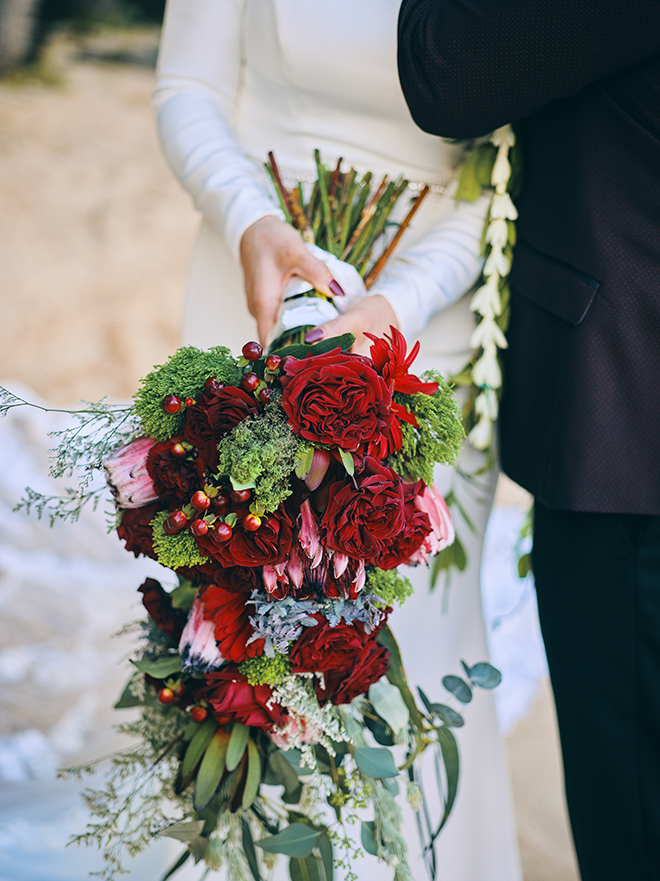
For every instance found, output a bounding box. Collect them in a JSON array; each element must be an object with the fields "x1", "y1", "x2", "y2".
[
  {"x1": 305, "y1": 327, "x2": 325, "y2": 343},
  {"x1": 329, "y1": 279, "x2": 345, "y2": 297}
]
